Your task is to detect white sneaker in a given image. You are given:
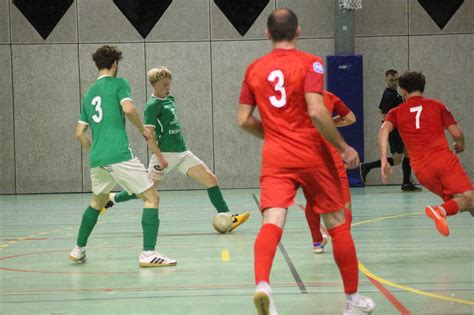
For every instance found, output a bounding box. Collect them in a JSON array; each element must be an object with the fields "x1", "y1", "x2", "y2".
[
  {"x1": 69, "y1": 246, "x2": 87, "y2": 263},
  {"x1": 139, "y1": 251, "x2": 177, "y2": 267},
  {"x1": 343, "y1": 295, "x2": 376, "y2": 315},
  {"x1": 313, "y1": 234, "x2": 329, "y2": 254},
  {"x1": 254, "y1": 282, "x2": 278, "y2": 315}
]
